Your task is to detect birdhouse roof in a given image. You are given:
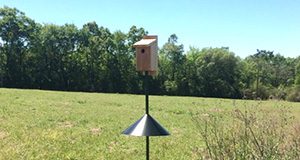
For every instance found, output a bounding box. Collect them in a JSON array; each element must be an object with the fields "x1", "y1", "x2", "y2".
[{"x1": 133, "y1": 38, "x2": 156, "y2": 47}]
